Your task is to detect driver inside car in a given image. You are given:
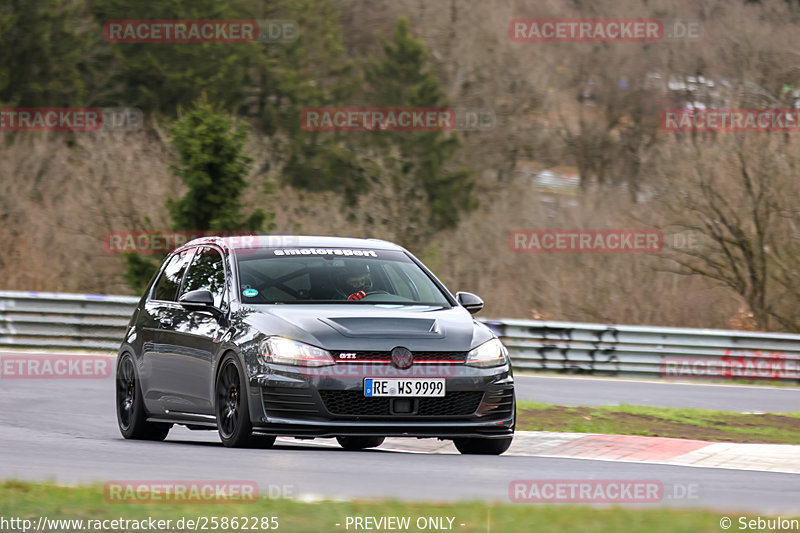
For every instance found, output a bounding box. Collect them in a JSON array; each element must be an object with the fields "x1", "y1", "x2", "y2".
[{"x1": 334, "y1": 263, "x2": 374, "y2": 300}]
